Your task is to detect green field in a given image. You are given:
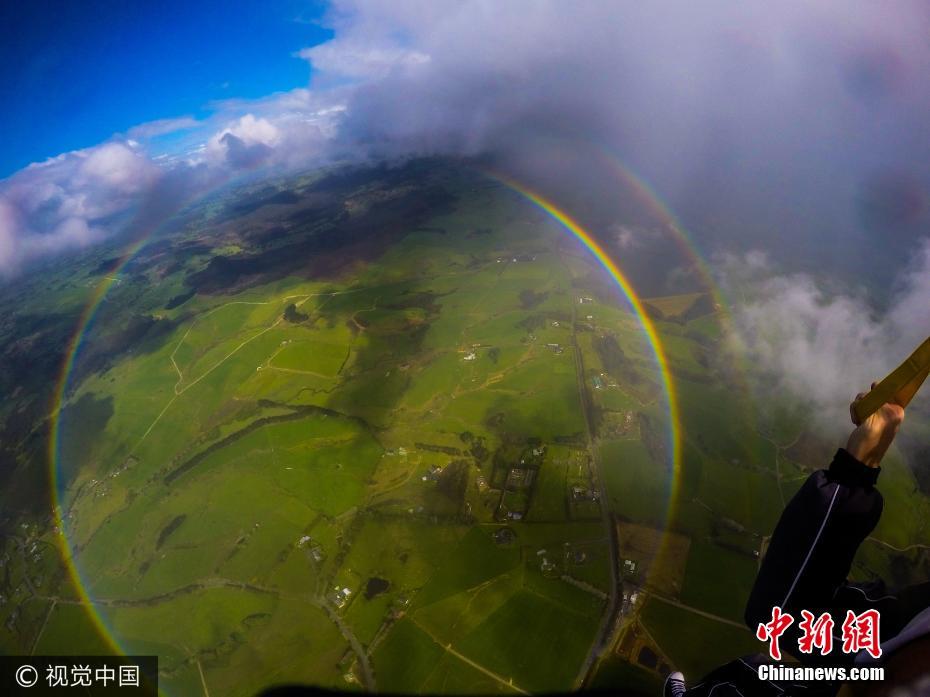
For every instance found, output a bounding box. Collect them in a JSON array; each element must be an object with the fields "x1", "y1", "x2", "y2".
[
  {"x1": 640, "y1": 597, "x2": 759, "y2": 678},
  {"x1": 2, "y1": 161, "x2": 928, "y2": 696}
]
